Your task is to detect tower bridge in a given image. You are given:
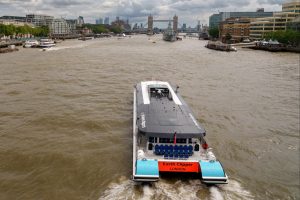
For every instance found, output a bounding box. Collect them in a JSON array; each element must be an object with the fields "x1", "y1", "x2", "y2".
[
  {"x1": 132, "y1": 15, "x2": 200, "y2": 34},
  {"x1": 147, "y1": 15, "x2": 178, "y2": 35}
]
